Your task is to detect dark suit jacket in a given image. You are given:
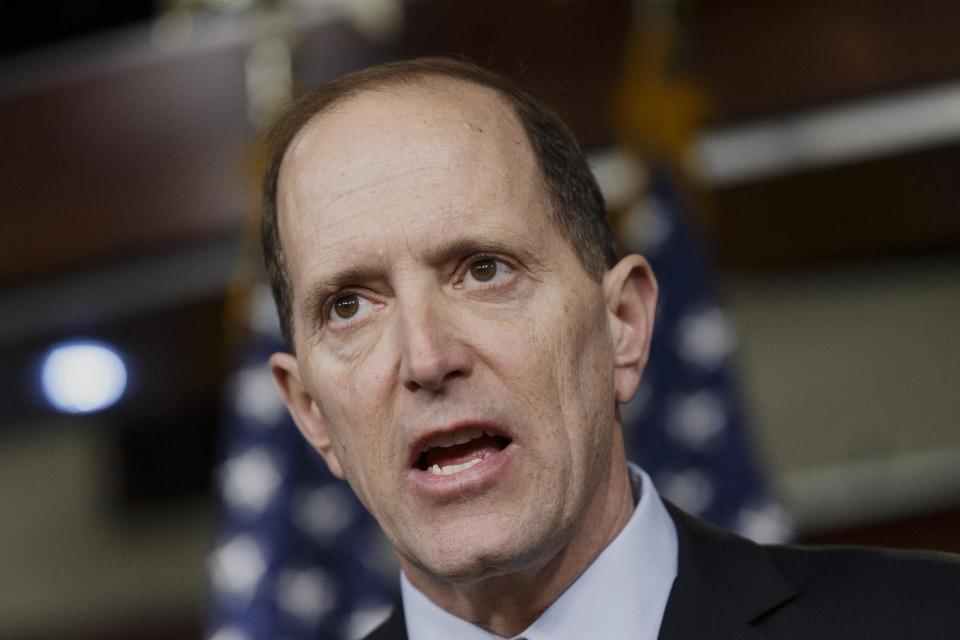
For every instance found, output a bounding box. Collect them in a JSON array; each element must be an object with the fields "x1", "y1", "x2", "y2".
[{"x1": 363, "y1": 504, "x2": 960, "y2": 639}]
